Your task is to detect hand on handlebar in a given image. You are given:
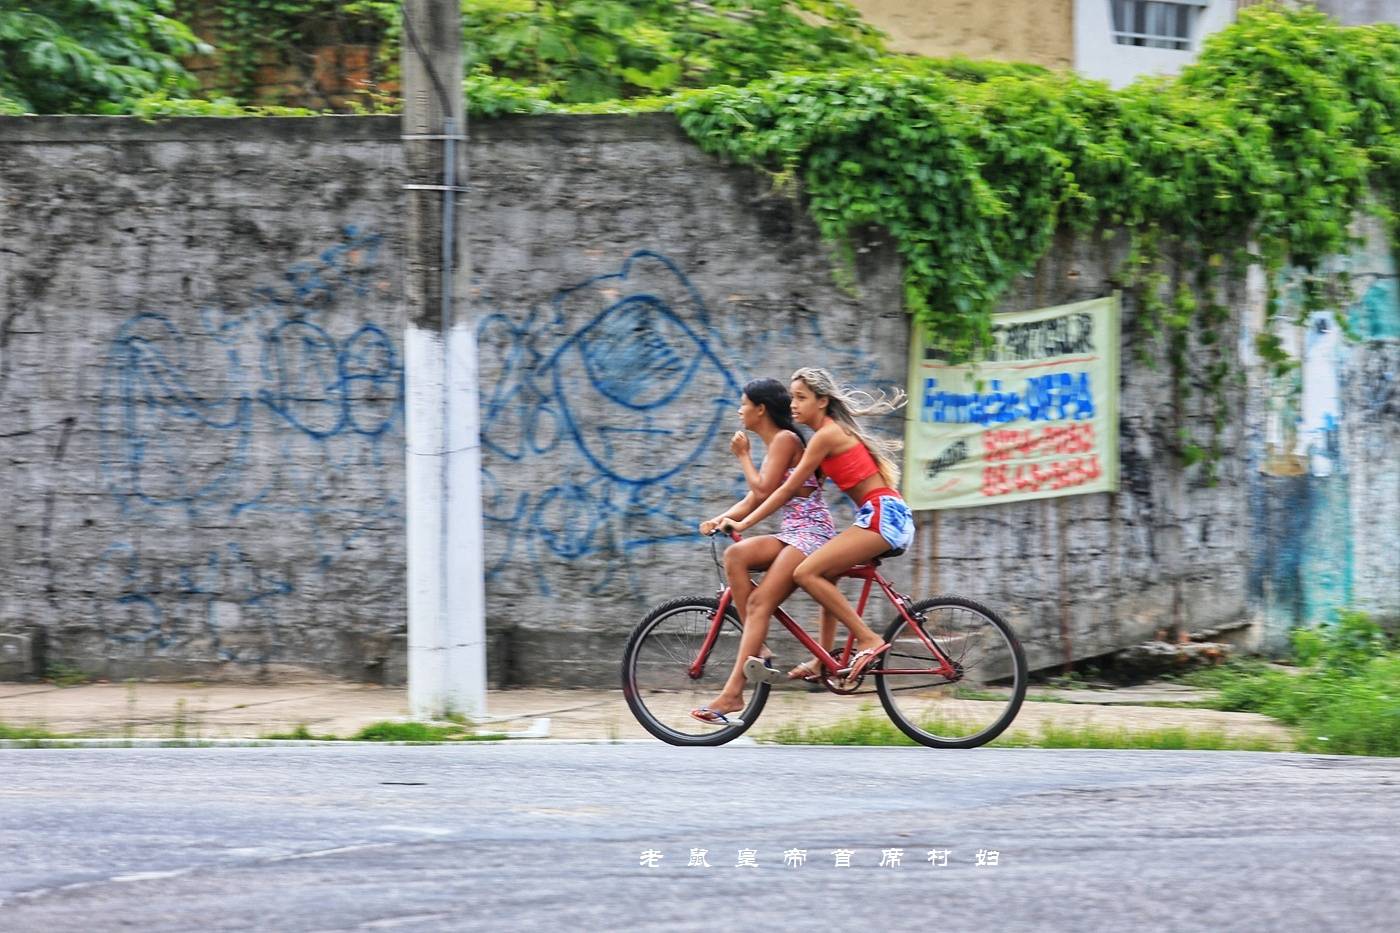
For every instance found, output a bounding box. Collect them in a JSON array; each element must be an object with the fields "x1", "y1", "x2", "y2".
[
  {"x1": 715, "y1": 517, "x2": 742, "y2": 537},
  {"x1": 699, "y1": 516, "x2": 743, "y2": 538}
]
